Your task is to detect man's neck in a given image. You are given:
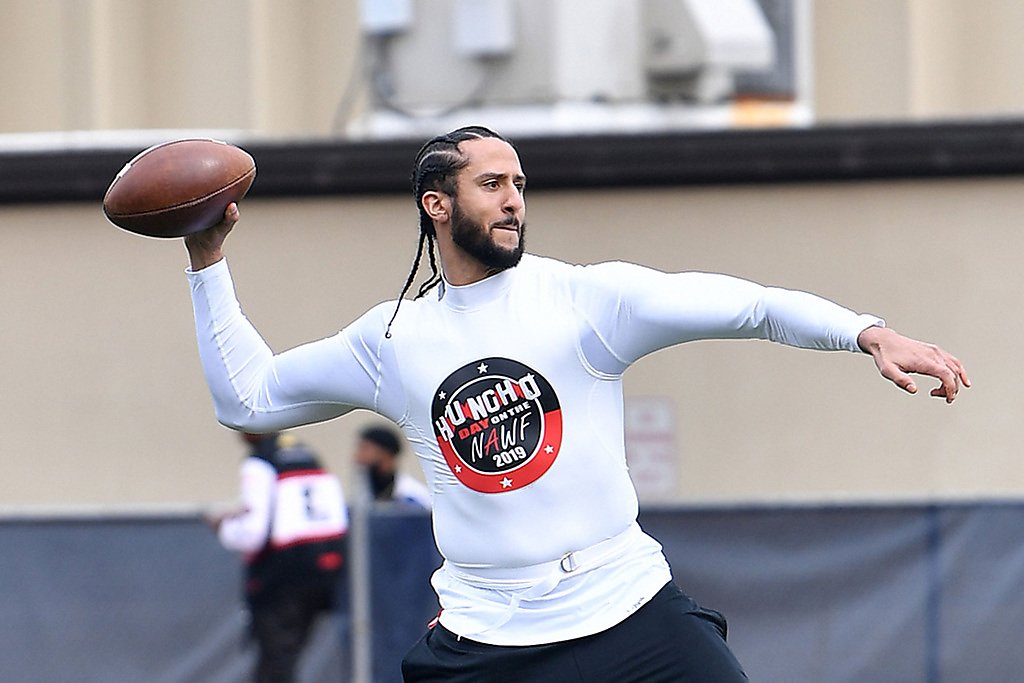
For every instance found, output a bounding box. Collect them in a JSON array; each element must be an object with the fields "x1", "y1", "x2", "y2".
[{"x1": 441, "y1": 260, "x2": 498, "y2": 286}]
